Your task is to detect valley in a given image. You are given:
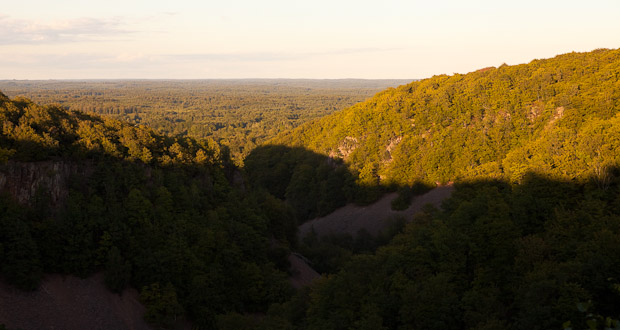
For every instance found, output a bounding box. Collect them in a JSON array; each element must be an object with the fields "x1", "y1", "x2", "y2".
[{"x1": 2, "y1": 48, "x2": 620, "y2": 329}]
